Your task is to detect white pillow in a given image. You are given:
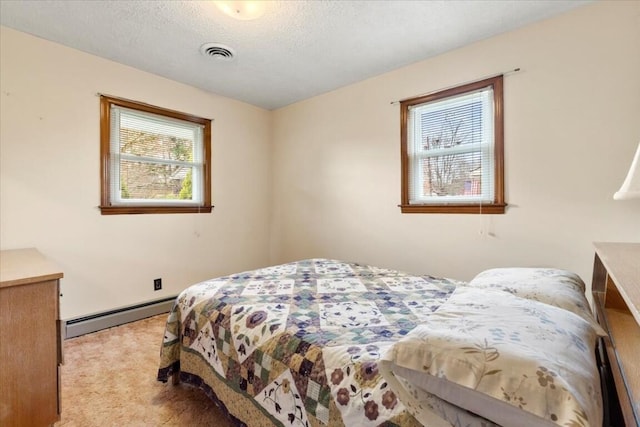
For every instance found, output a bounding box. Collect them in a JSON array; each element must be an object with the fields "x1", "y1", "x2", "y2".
[
  {"x1": 381, "y1": 287, "x2": 603, "y2": 427},
  {"x1": 466, "y1": 268, "x2": 606, "y2": 336}
]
